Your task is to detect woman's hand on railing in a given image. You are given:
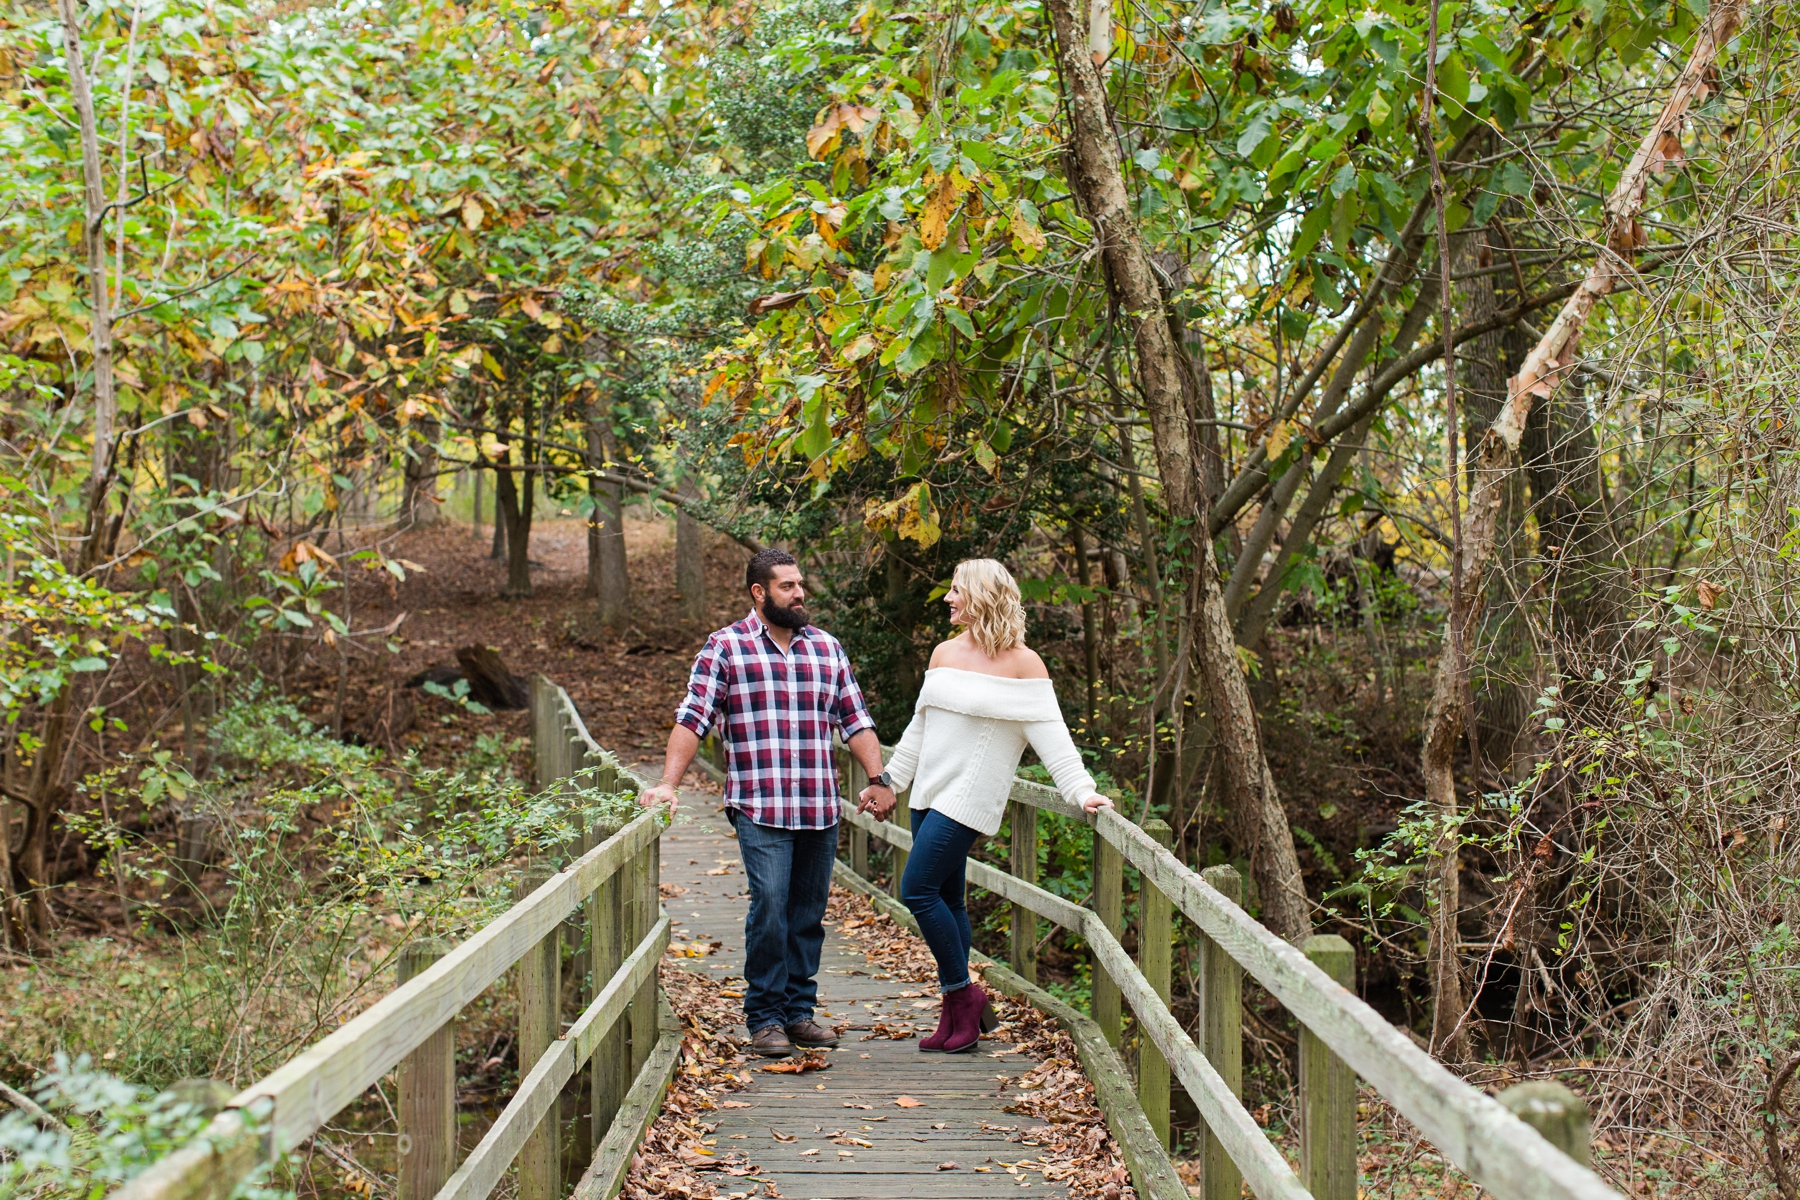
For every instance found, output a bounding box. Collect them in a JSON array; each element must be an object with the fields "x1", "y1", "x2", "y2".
[{"x1": 1081, "y1": 793, "x2": 1114, "y2": 815}]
